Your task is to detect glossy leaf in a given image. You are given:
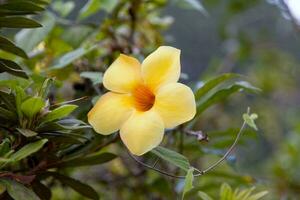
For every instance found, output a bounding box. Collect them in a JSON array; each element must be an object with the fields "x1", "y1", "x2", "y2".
[
  {"x1": 0, "y1": 1, "x2": 44, "y2": 12},
  {"x1": 152, "y1": 146, "x2": 190, "y2": 171},
  {"x1": 1, "y1": 179, "x2": 40, "y2": 200},
  {"x1": 56, "y1": 152, "x2": 117, "y2": 168},
  {"x1": 49, "y1": 46, "x2": 95, "y2": 70},
  {"x1": 196, "y1": 81, "x2": 260, "y2": 116},
  {"x1": 0, "y1": 17, "x2": 42, "y2": 28},
  {"x1": 45, "y1": 172, "x2": 99, "y2": 200},
  {"x1": 41, "y1": 104, "x2": 78, "y2": 123},
  {"x1": 0, "y1": 58, "x2": 28, "y2": 78},
  {"x1": 0, "y1": 36, "x2": 27, "y2": 58},
  {"x1": 21, "y1": 97, "x2": 45, "y2": 118},
  {"x1": 9, "y1": 139, "x2": 48, "y2": 162},
  {"x1": 195, "y1": 73, "x2": 238, "y2": 101}
]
